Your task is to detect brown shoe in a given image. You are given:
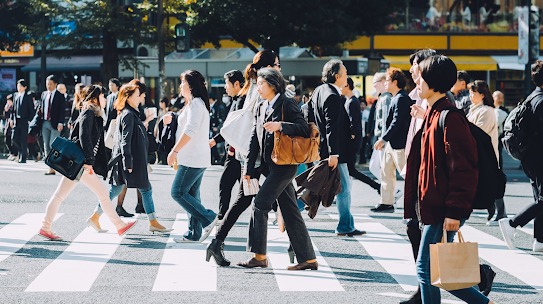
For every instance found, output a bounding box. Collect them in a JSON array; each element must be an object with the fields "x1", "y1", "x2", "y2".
[
  {"x1": 237, "y1": 257, "x2": 268, "y2": 268},
  {"x1": 45, "y1": 170, "x2": 56, "y2": 175},
  {"x1": 287, "y1": 261, "x2": 318, "y2": 271}
]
